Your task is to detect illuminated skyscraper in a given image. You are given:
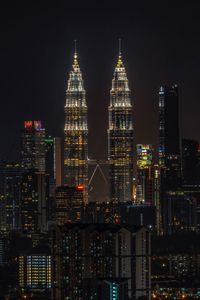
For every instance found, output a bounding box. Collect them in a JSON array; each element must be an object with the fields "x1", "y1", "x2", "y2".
[
  {"x1": 108, "y1": 47, "x2": 133, "y2": 203},
  {"x1": 136, "y1": 144, "x2": 153, "y2": 203},
  {"x1": 64, "y1": 49, "x2": 88, "y2": 202}
]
